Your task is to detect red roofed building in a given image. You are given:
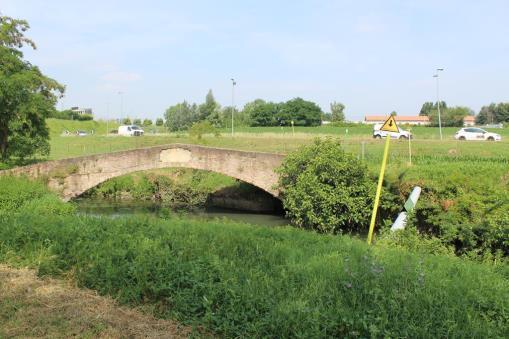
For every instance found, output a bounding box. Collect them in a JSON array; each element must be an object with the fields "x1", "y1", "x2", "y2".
[
  {"x1": 364, "y1": 115, "x2": 477, "y2": 126},
  {"x1": 364, "y1": 115, "x2": 430, "y2": 125}
]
